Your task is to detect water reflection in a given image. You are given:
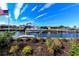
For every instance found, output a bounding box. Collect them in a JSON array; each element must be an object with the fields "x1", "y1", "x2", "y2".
[{"x1": 13, "y1": 31, "x2": 79, "y2": 38}]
